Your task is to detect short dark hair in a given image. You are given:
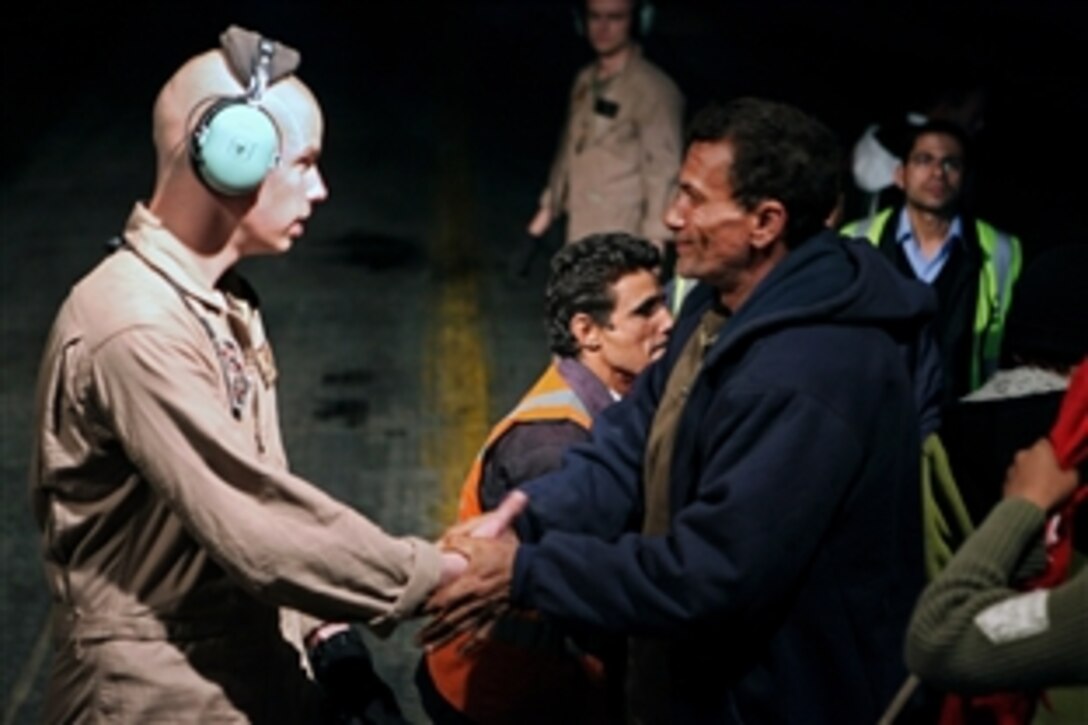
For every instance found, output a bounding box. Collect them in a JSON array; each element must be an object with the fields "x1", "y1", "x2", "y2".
[
  {"x1": 546, "y1": 232, "x2": 661, "y2": 357},
  {"x1": 900, "y1": 118, "x2": 971, "y2": 166},
  {"x1": 685, "y1": 97, "x2": 841, "y2": 246}
]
